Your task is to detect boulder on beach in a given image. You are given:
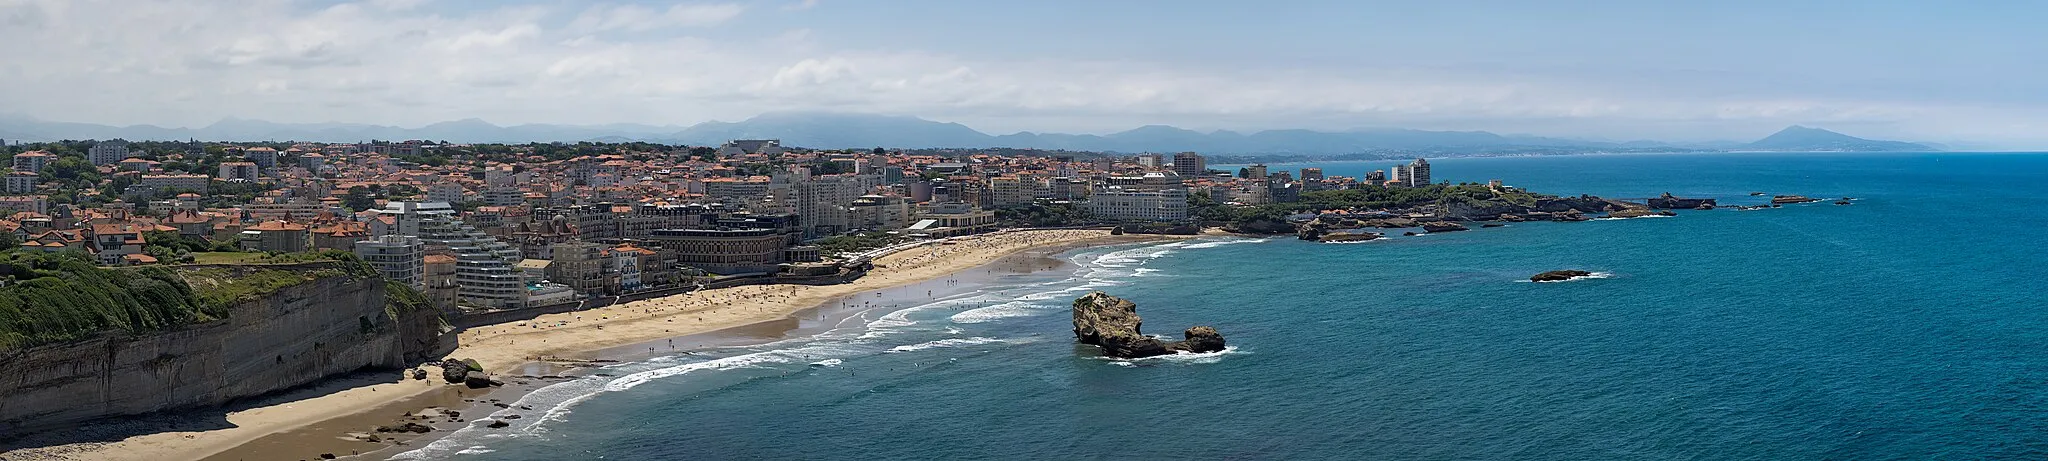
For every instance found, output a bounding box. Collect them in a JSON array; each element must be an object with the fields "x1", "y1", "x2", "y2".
[
  {"x1": 1531, "y1": 270, "x2": 1595, "y2": 282},
  {"x1": 1071, "y1": 292, "x2": 1226, "y2": 359},
  {"x1": 439, "y1": 358, "x2": 477, "y2": 384},
  {"x1": 377, "y1": 422, "x2": 434, "y2": 434},
  {"x1": 463, "y1": 371, "x2": 502, "y2": 389}
]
